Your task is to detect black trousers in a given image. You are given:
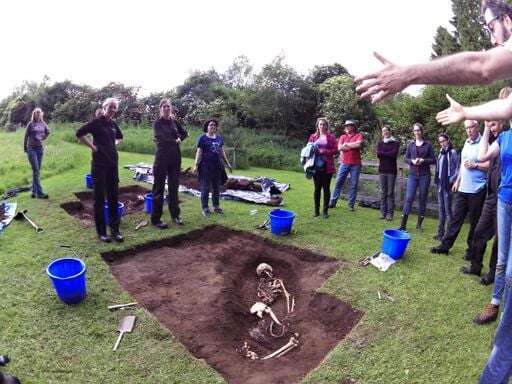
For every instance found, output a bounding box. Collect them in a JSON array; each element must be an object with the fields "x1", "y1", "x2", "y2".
[
  {"x1": 92, "y1": 164, "x2": 119, "y2": 236},
  {"x1": 441, "y1": 188, "x2": 487, "y2": 254},
  {"x1": 151, "y1": 159, "x2": 181, "y2": 222},
  {"x1": 313, "y1": 169, "x2": 333, "y2": 213},
  {"x1": 469, "y1": 192, "x2": 498, "y2": 275}
]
